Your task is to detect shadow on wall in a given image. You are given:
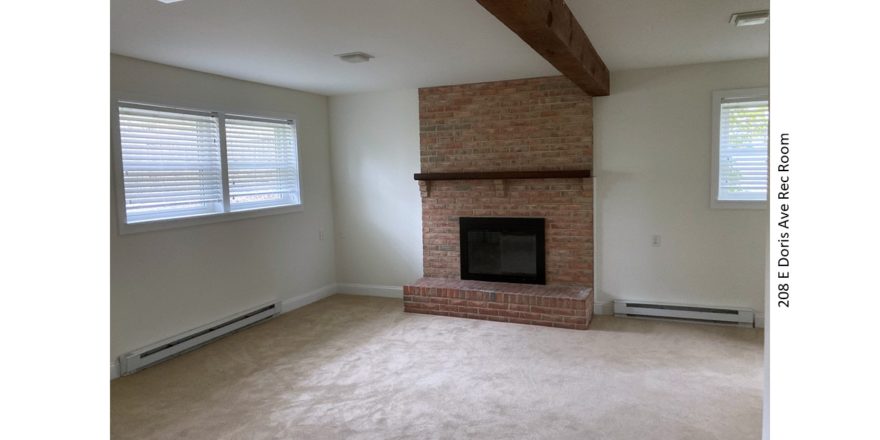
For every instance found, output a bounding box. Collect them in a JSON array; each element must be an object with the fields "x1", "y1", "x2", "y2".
[{"x1": 342, "y1": 150, "x2": 422, "y2": 282}]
